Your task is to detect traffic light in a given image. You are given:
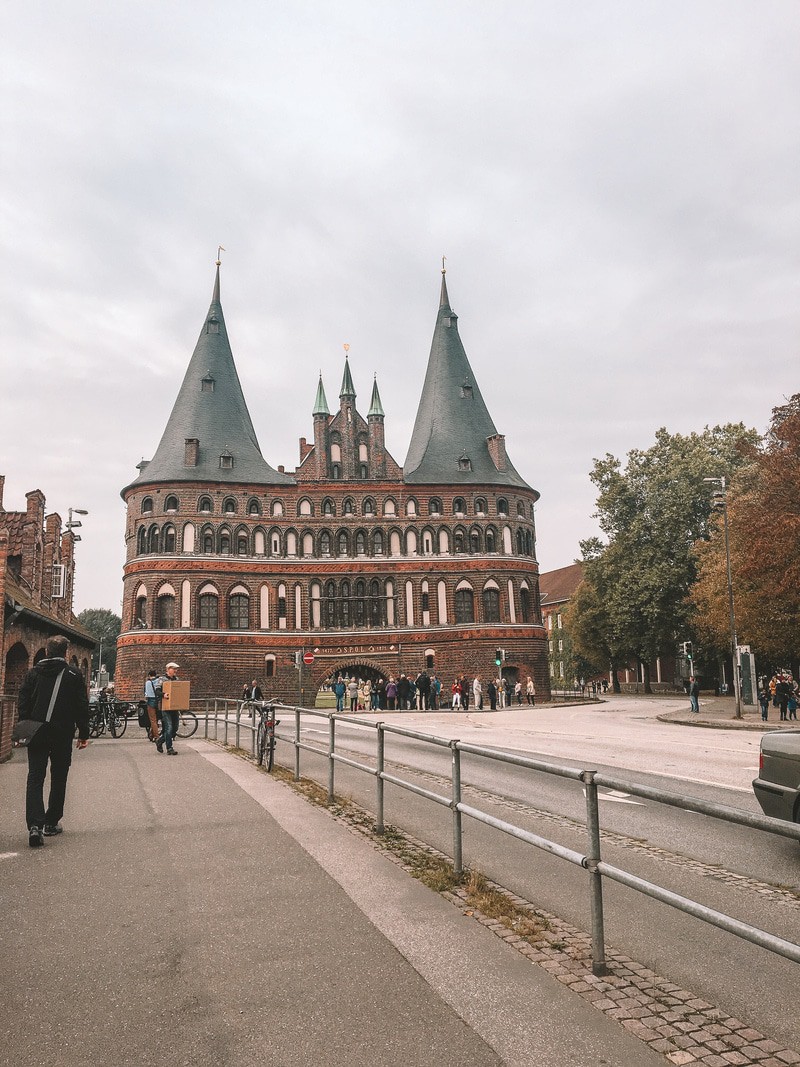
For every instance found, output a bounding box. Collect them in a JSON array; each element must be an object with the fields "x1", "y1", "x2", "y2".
[
  {"x1": 294, "y1": 651, "x2": 302, "y2": 668},
  {"x1": 681, "y1": 641, "x2": 693, "y2": 661},
  {"x1": 495, "y1": 649, "x2": 505, "y2": 666}
]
